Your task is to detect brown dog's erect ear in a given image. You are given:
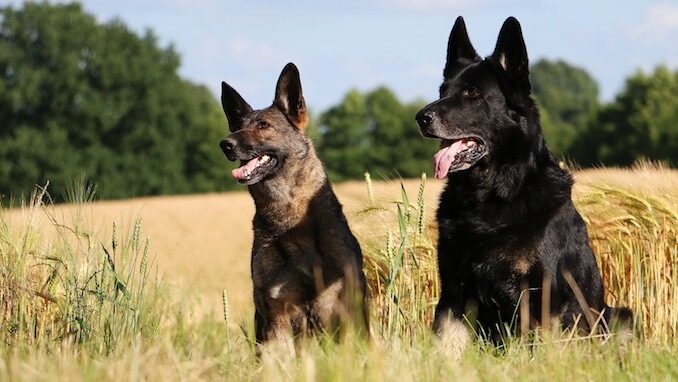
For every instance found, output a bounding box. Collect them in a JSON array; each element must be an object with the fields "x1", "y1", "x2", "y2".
[
  {"x1": 273, "y1": 62, "x2": 308, "y2": 132},
  {"x1": 221, "y1": 81, "x2": 253, "y2": 132},
  {"x1": 492, "y1": 17, "x2": 531, "y2": 95},
  {"x1": 444, "y1": 16, "x2": 480, "y2": 79}
]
